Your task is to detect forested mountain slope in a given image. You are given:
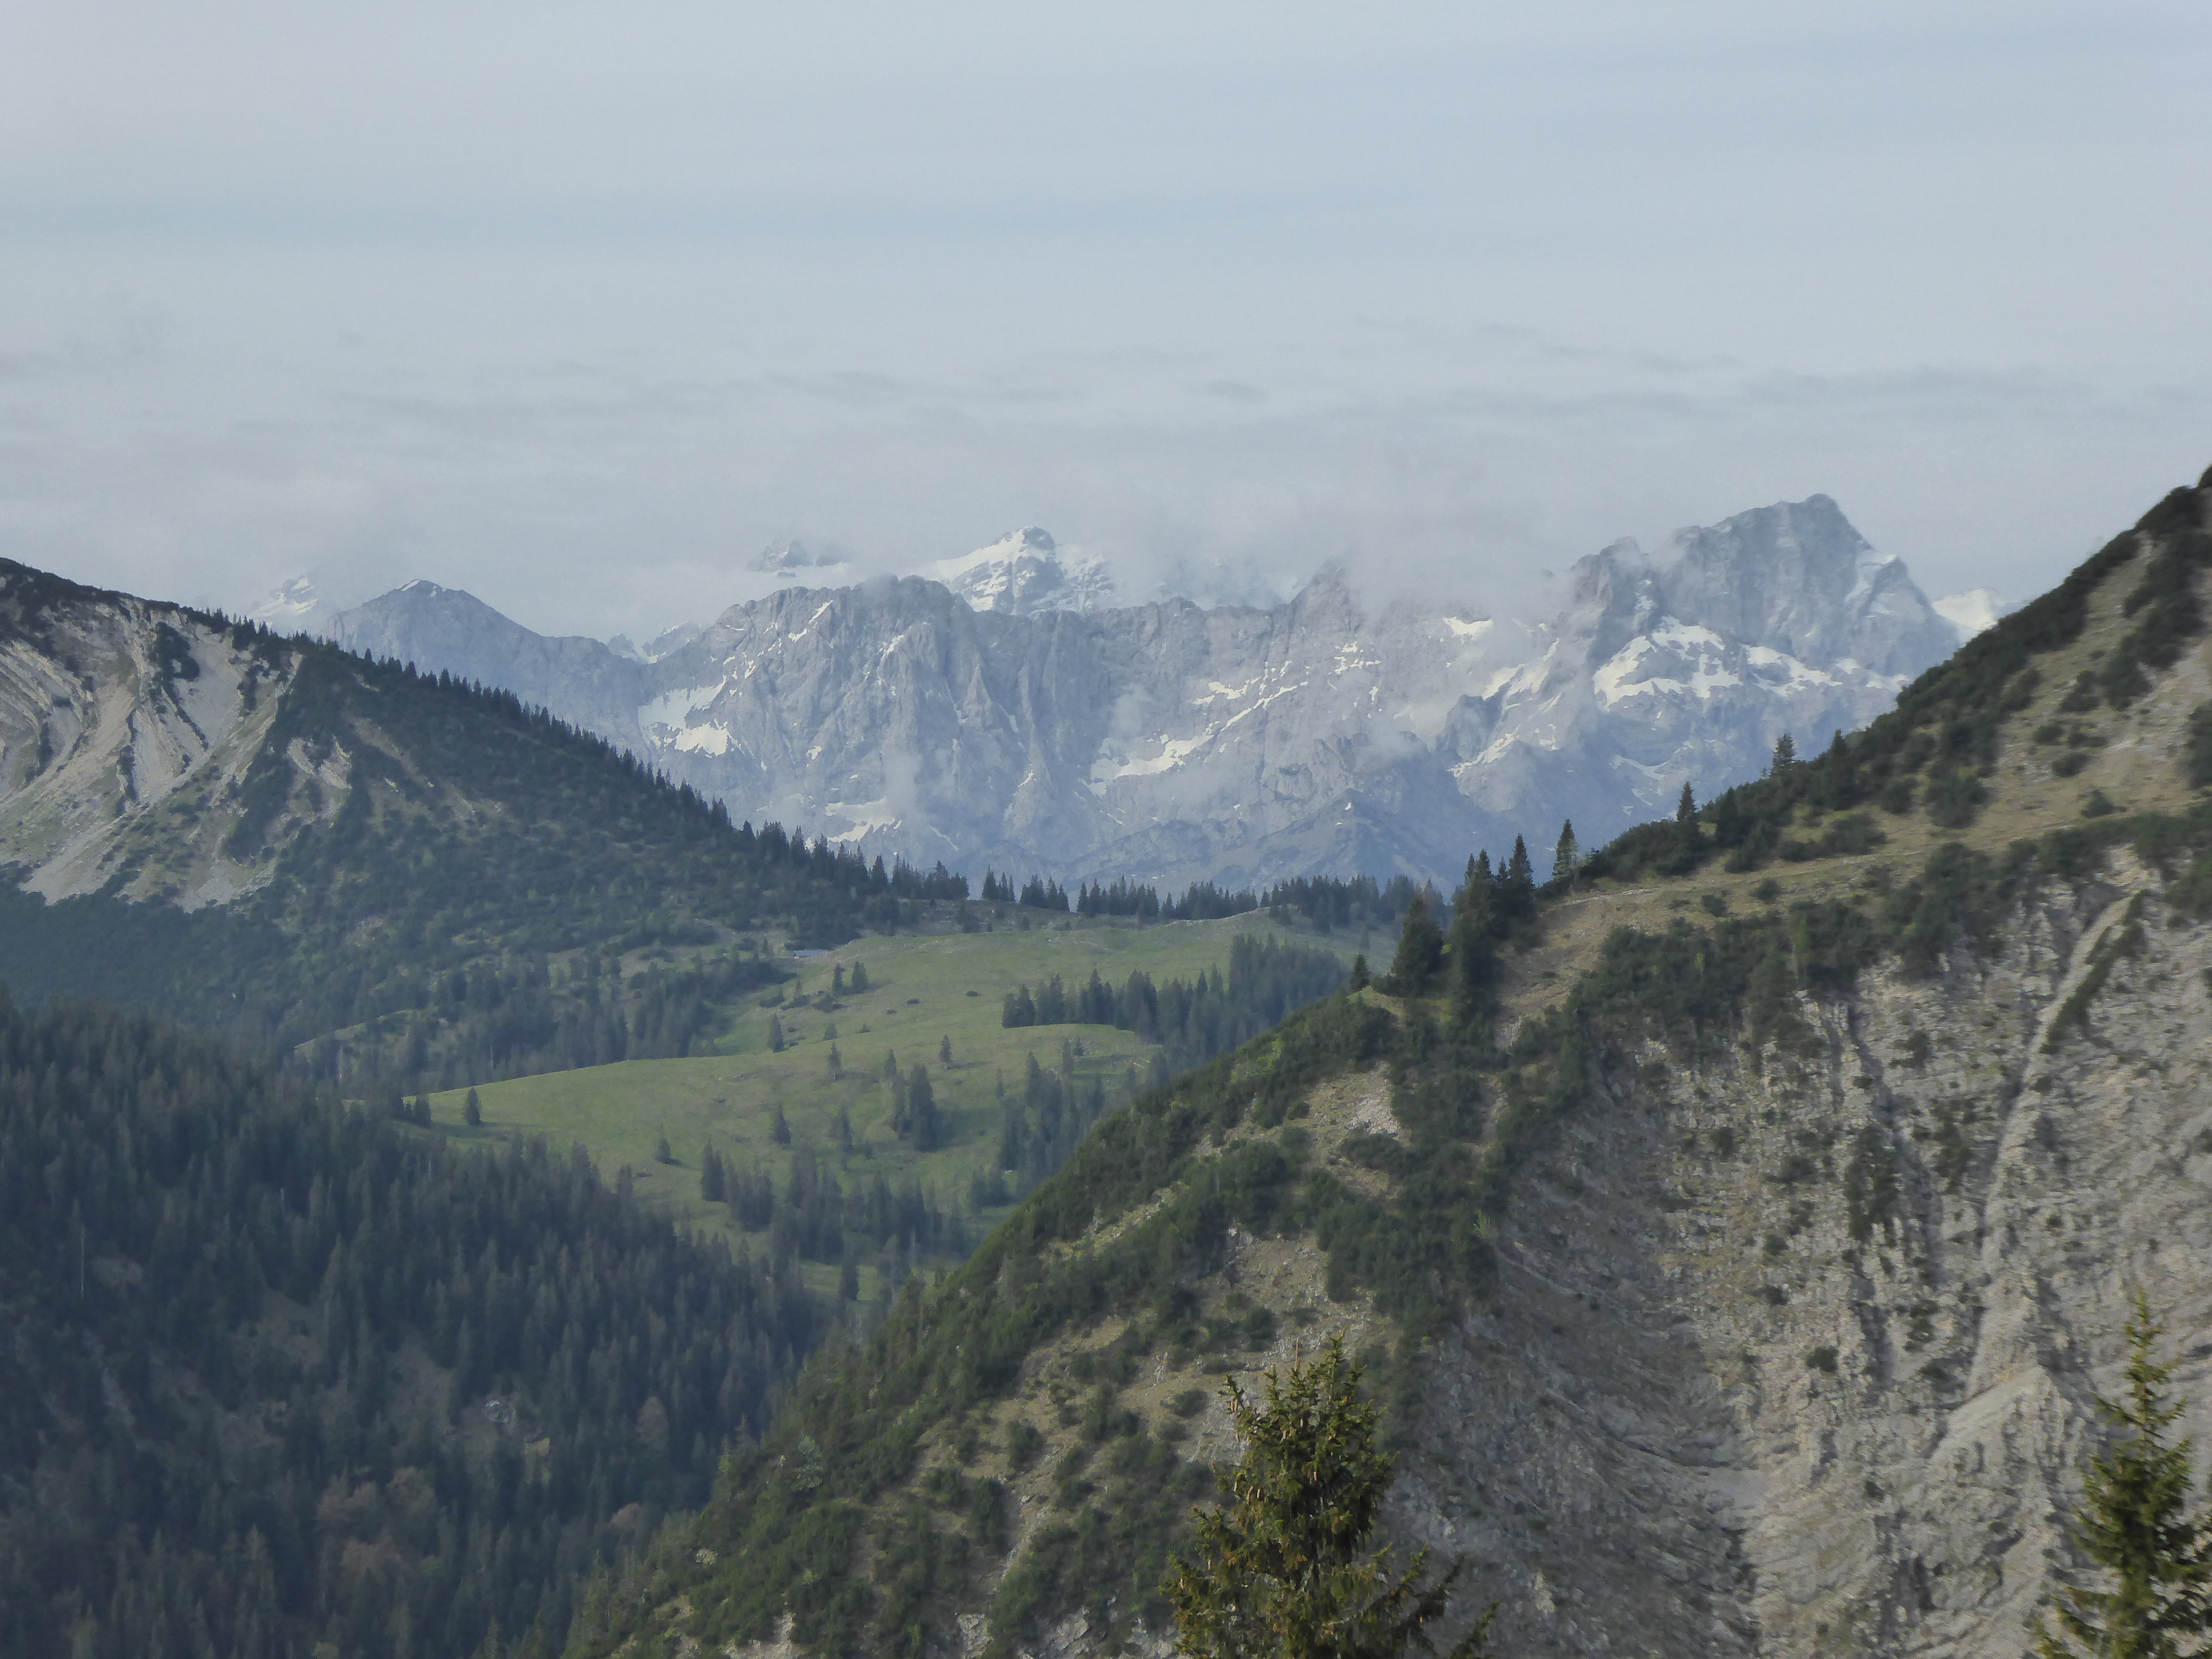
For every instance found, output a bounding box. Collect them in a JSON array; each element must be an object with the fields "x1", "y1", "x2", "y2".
[
  {"x1": 570, "y1": 466, "x2": 2212, "y2": 1659},
  {"x1": 0, "y1": 995, "x2": 822, "y2": 1659},
  {"x1": 0, "y1": 561, "x2": 960, "y2": 1088}
]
